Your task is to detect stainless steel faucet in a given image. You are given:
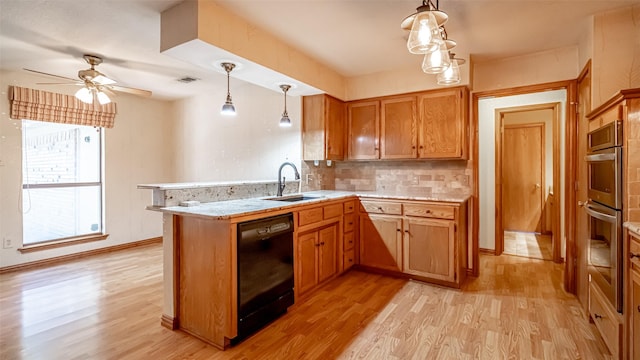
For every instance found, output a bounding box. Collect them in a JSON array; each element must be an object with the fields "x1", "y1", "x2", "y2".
[{"x1": 277, "y1": 162, "x2": 300, "y2": 196}]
